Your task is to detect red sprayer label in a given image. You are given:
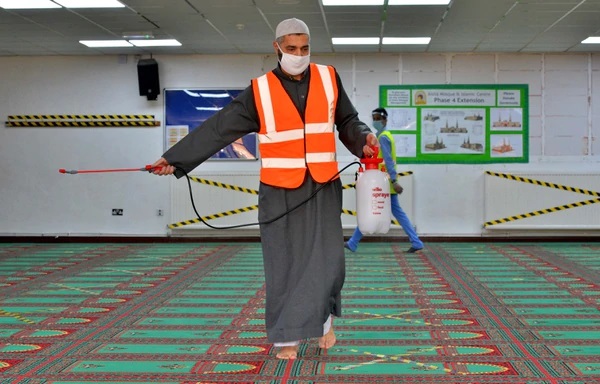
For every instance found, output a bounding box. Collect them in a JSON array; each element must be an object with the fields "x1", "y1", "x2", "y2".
[{"x1": 371, "y1": 187, "x2": 390, "y2": 214}]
